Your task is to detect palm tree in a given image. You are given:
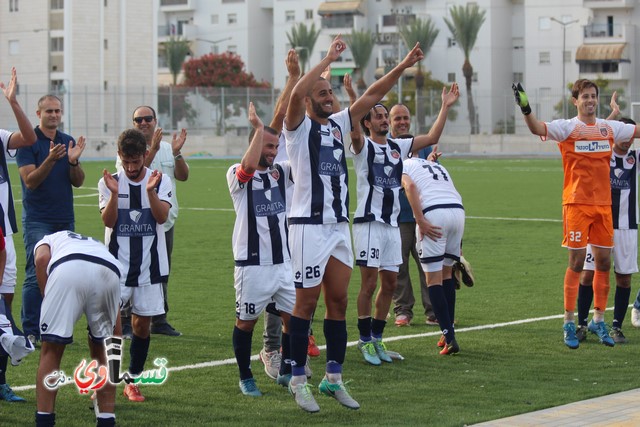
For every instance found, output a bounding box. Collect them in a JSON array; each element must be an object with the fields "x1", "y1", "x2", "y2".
[
  {"x1": 165, "y1": 36, "x2": 191, "y2": 86},
  {"x1": 344, "y1": 29, "x2": 374, "y2": 93},
  {"x1": 399, "y1": 18, "x2": 439, "y2": 133},
  {"x1": 286, "y1": 23, "x2": 321, "y2": 73},
  {"x1": 444, "y1": 4, "x2": 486, "y2": 134}
]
